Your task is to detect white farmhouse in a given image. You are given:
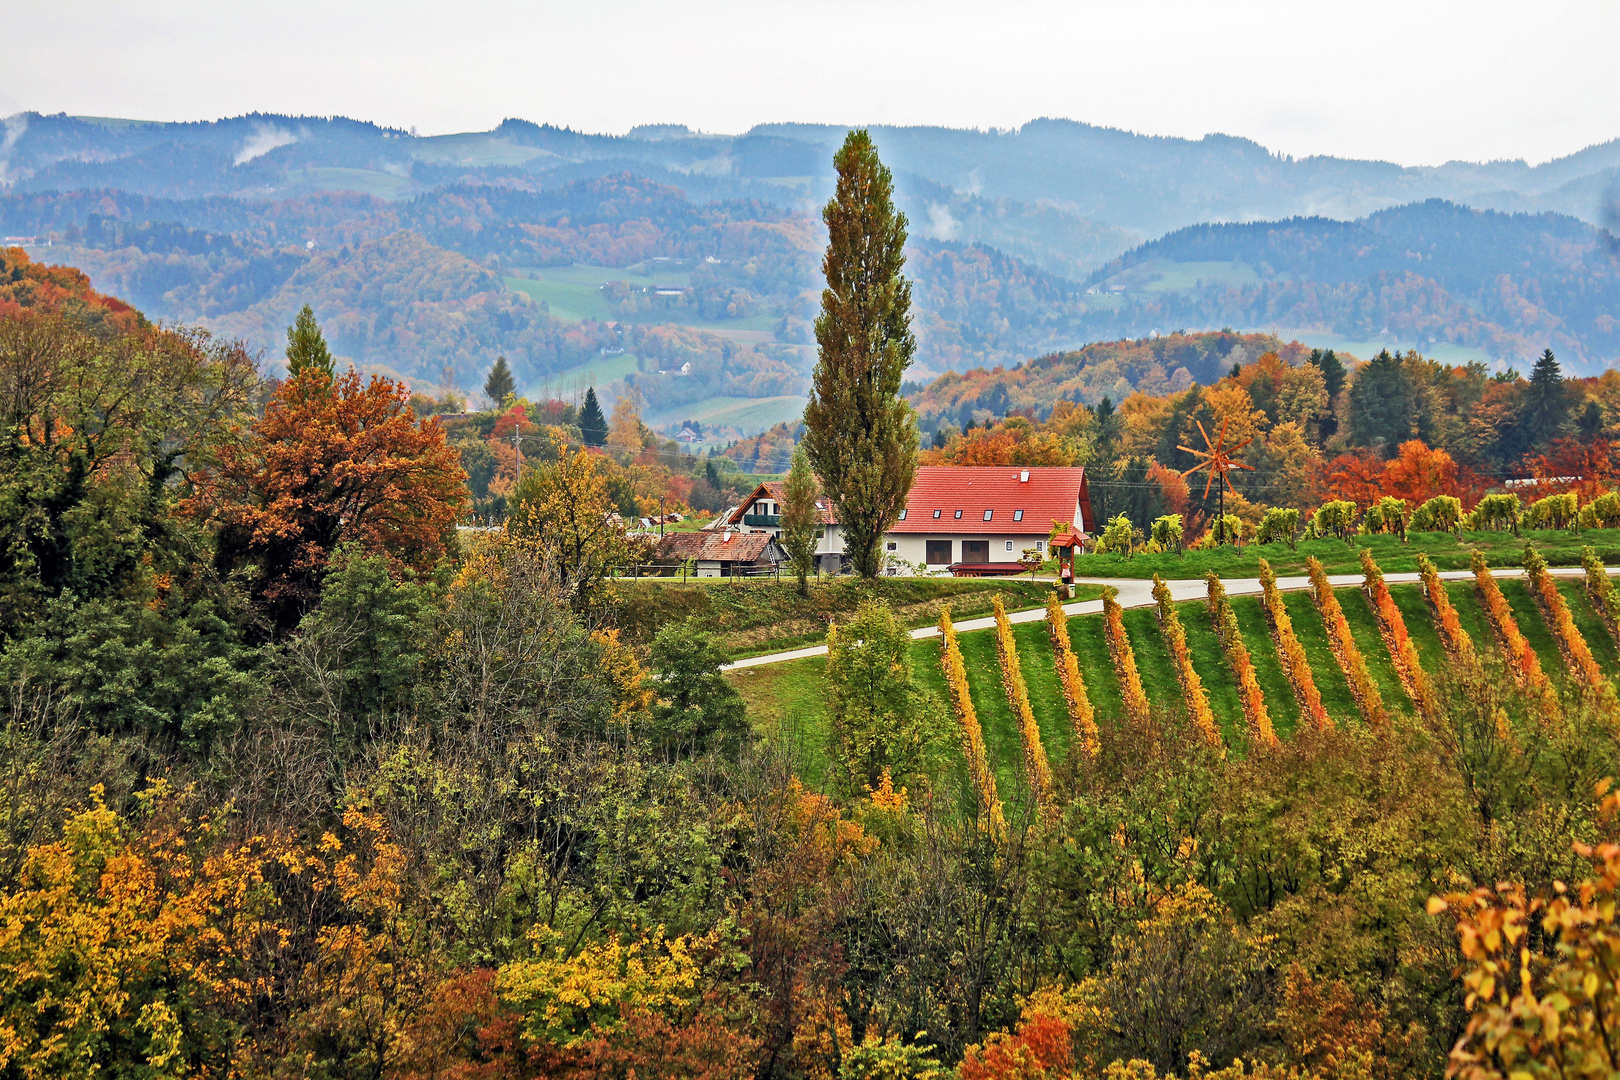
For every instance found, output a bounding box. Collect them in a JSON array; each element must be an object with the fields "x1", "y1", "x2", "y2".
[{"x1": 726, "y1": 465, "x2": 1094, "y2": 575}]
